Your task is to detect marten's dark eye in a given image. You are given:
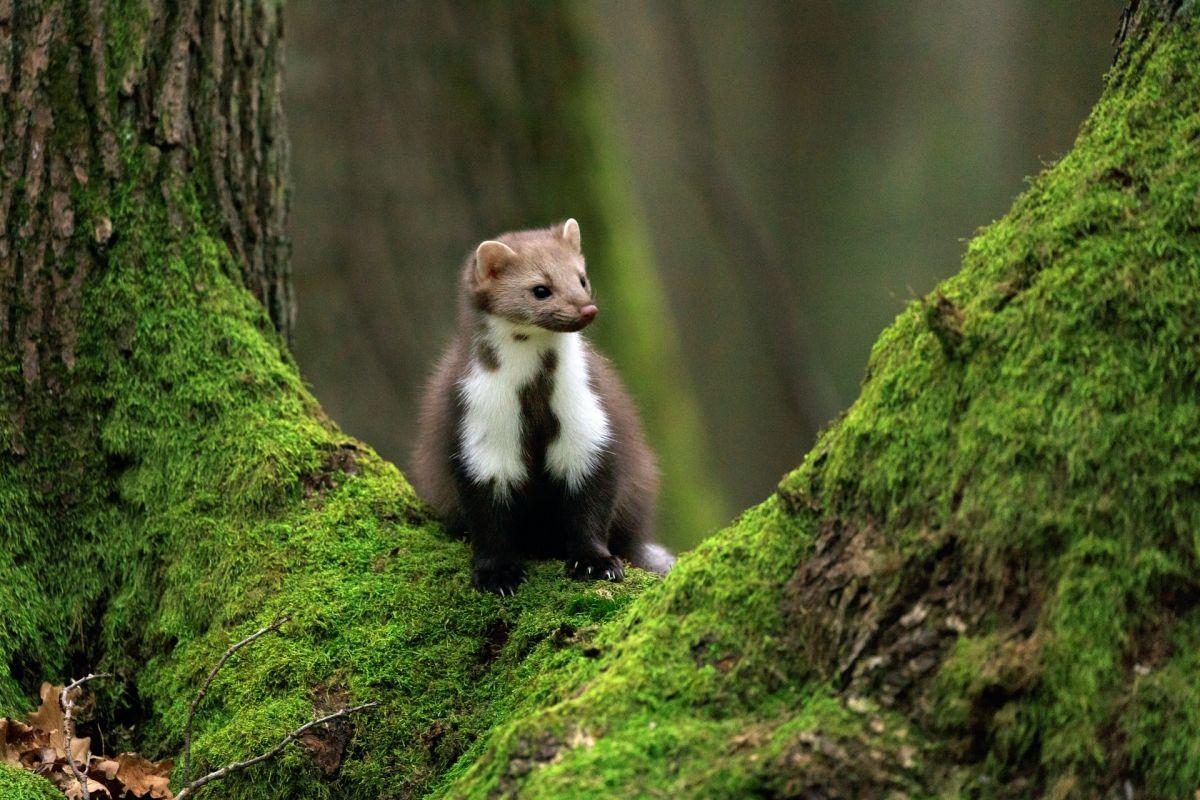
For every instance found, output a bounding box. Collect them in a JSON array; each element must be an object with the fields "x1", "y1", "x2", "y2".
[
  {"x1": 580, "y1": 275, "x2": 587, "y2": 288},
  {"x1": 531, "y1": 285, "x2": 552, "y2": 299}
]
